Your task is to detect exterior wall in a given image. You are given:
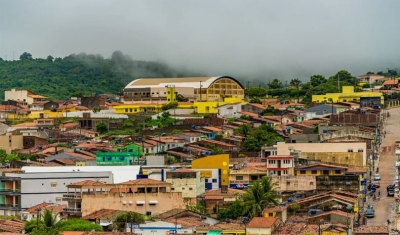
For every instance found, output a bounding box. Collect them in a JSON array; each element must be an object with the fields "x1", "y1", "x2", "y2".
[
  {"x1": 329, "y1": 113, "x2": 379, "y2": 126},
  {"x1": 312, "y1": 86, "x2": 384, "y2": 104},
  {"x1": 277, "y1": 142, "x2": 367, "y2": 166},
  {"x1": 96, "y1": 152, "x2": 139, "y2": 166},
  {"x1": 299, "y1": 152, "x2": 364, "y2": 167},
  {"x1": 191, "y1": 155, "x2": 229, "y2": 189},
  {"x1": 296, "y1": 169, "x2": 346, "y2": 176},
  {"x1": 217, "y1": 104, "x2": 242, "y2": 118},
  {"x1": 5, "y1": 89, "x2": 29, "y2": 103},
  {"x1": 0, "y1": 134, "x2": 23, "y2": 154},
  {"x1": 165, "y1": 172, "x2": 205, "y2": 199},
  {"x1": 80, "y1": 191, "x2": 185, "y2": 216},
  {"x1": 272, "y1": 175, "x2": 316, "y2": 192},
  {"x1": 190, "y1": 169, "x2": 220, "y2": 190},
  {"x1": 305, "y1": 104, "x2": 338, "y2": 115},
  {"x1": 246, "y1": 227, "x2": 272, "y2": 235},
  {"x1": 20, "y1": 171, "x2": 111, "y2": 209},
  {"x1": 263, "y1": 209, "x2": 287, "y2": 223}
]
